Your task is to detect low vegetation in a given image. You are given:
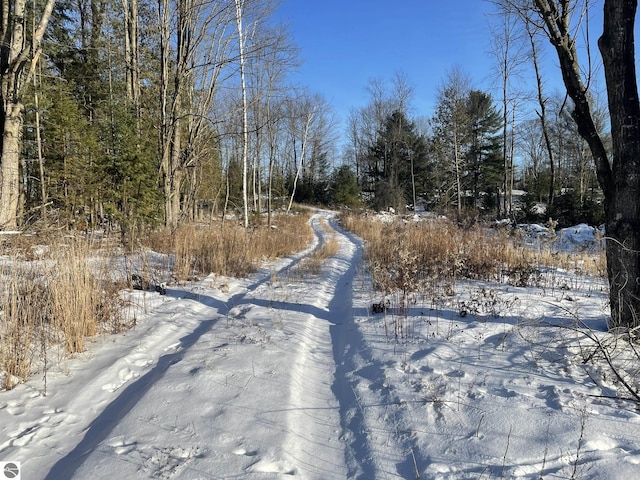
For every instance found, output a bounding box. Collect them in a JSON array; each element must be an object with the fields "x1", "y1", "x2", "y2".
[
  {"x1": 0, "y1": 240, "x2": 126, "y2": 391},
  {"x1": 0, "y1": 211, "x2": 313, "y2": 390},
  {"x1": 340, "y1": 213, "x2": 607, "y2": 342},
  {"x1": 144, "y1": 212, "x2": 313, "y2": 280},
  {"x1": 341, "y1": 213, "x2": 606, "y2": 290}
]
